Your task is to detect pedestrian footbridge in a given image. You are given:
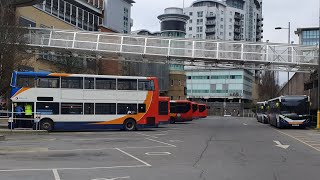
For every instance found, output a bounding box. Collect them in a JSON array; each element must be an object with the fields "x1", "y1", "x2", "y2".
[{"x1": 25, "y1": 28, "x2": 319, "y2": 72}]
